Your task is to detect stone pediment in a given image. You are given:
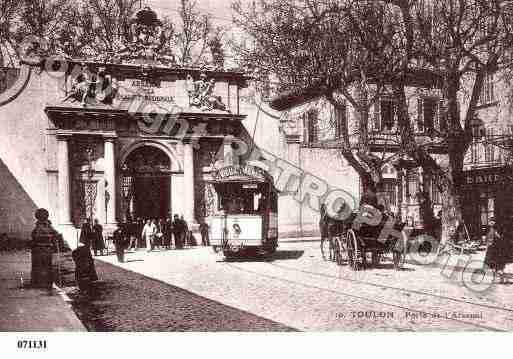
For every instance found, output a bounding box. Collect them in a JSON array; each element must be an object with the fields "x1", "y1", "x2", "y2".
[{"x1": 55, "y1": 60, "x2": 248, "y2": 120}]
